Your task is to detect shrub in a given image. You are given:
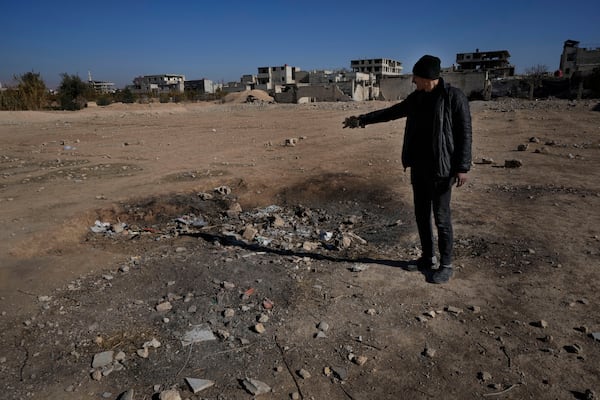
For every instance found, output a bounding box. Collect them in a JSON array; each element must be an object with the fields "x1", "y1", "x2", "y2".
[
  {"x1": 96, "y1": 96, "x2": 112, "y2": 106},
  {"x1": 58, "y1": 73, "x2": 91, "y2": 110}
]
